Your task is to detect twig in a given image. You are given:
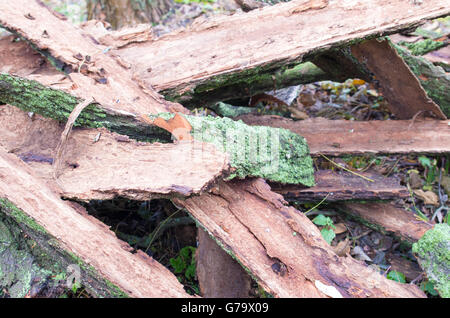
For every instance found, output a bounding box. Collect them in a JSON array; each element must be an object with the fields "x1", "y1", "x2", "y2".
[
  {"x1": 53, "y1": 97, "x2": 94, "y2": 179},
  {"x1": 145, "y1": 208, "x2": 182, "y2": 253},
  {"x1": 304, "y1": 193, "x2": 330, "y2": 215},
  {"x1": 319, "y1": 154, "x2": 374, "y2": 182}
]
